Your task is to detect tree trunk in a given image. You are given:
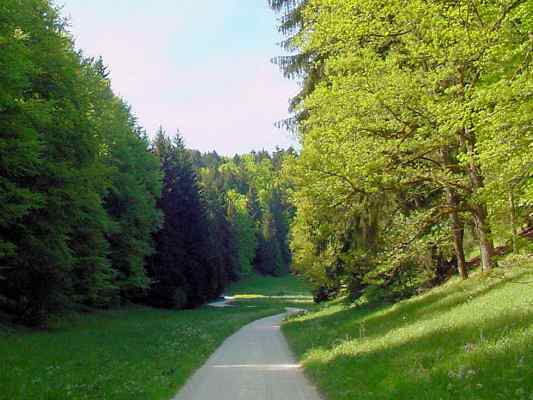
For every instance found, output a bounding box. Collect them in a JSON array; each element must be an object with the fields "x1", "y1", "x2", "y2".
[
  {"x1": 509, "y1": 191, "x2": 518, "y2": 254},
  {"x1": 450, "y1": 207, "x2": 468, "y2": 279},
  {"x1": 440, "y1": 147, "x2": 468, "y2": 279},
  {"x1": 458, "y1": 128, "x2": 495, "y2": 272},
  {"x1": 455, "y1": 65, "x2": 495, "y2": 272},
  {"x1": 445, "y1": 186, "x2": 467, "y2": 279},
  {"x1": 473, "y1": 204, "x2": 495, "y2": 272}
]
